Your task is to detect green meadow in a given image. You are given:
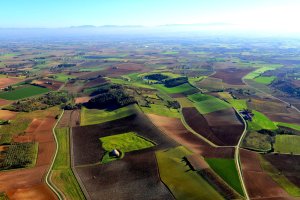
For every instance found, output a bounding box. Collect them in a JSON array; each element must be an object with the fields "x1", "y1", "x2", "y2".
[
  {"x1": 80, "y1": 104, "x2": 137, "y2": 126},
  {"x1": 100, "y1": 132, "x2": 155, "y2": 163},
  {"x1": 156, "y1": 146, "x2": 224, "y2": 200},
  {"x1": 0, "y1": 85, "x2": 50, "y2": 100},
  {"x1": 205, "y1": 158, "x2": 244, "y2": 195},
  {"x1": 274, "y1": 135, "x2": 300, "y2": 154}
]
